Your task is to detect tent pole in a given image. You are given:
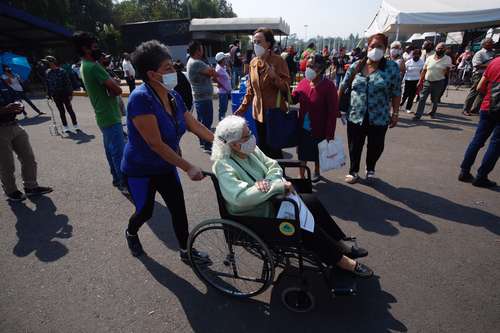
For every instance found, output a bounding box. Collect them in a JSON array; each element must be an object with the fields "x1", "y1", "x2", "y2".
[
  {"x1": 395, "y1": 19, "x2": 400, "y2": 41},
  {"x1": 433, "y1": 33, "x2": 437, "y2": 45}
]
